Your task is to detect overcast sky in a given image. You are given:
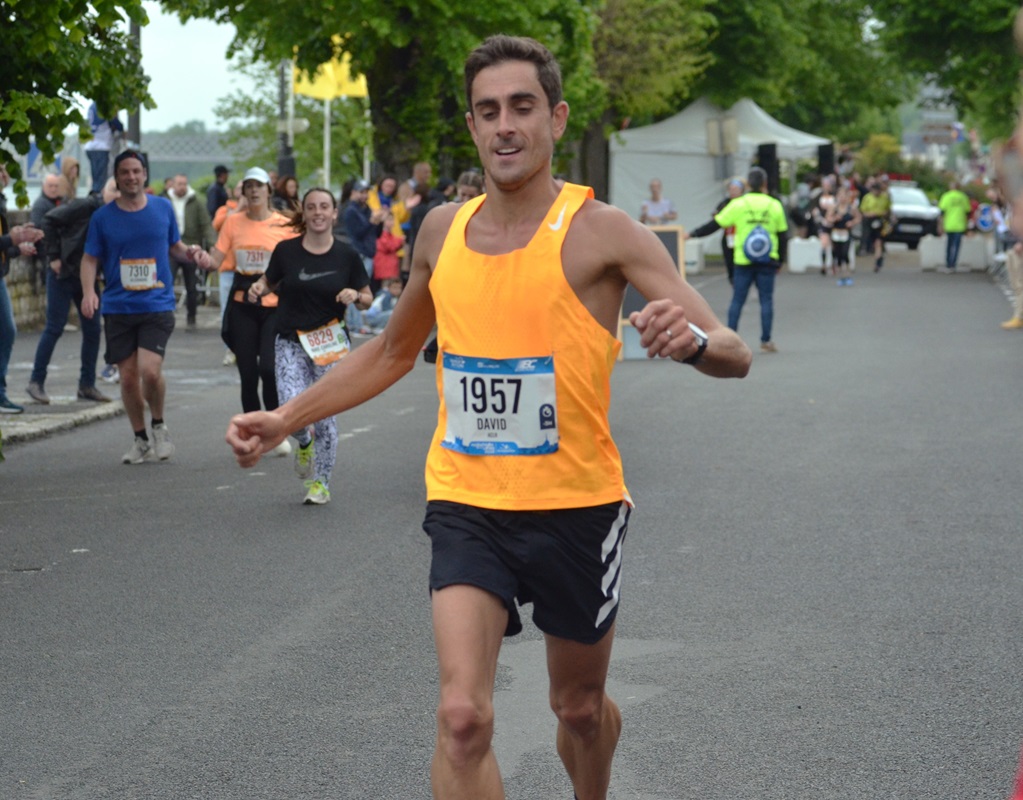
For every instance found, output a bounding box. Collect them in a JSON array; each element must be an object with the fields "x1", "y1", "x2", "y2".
[{"x1": 136, "y1": 1, "x2": 259, "y2": 132}]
